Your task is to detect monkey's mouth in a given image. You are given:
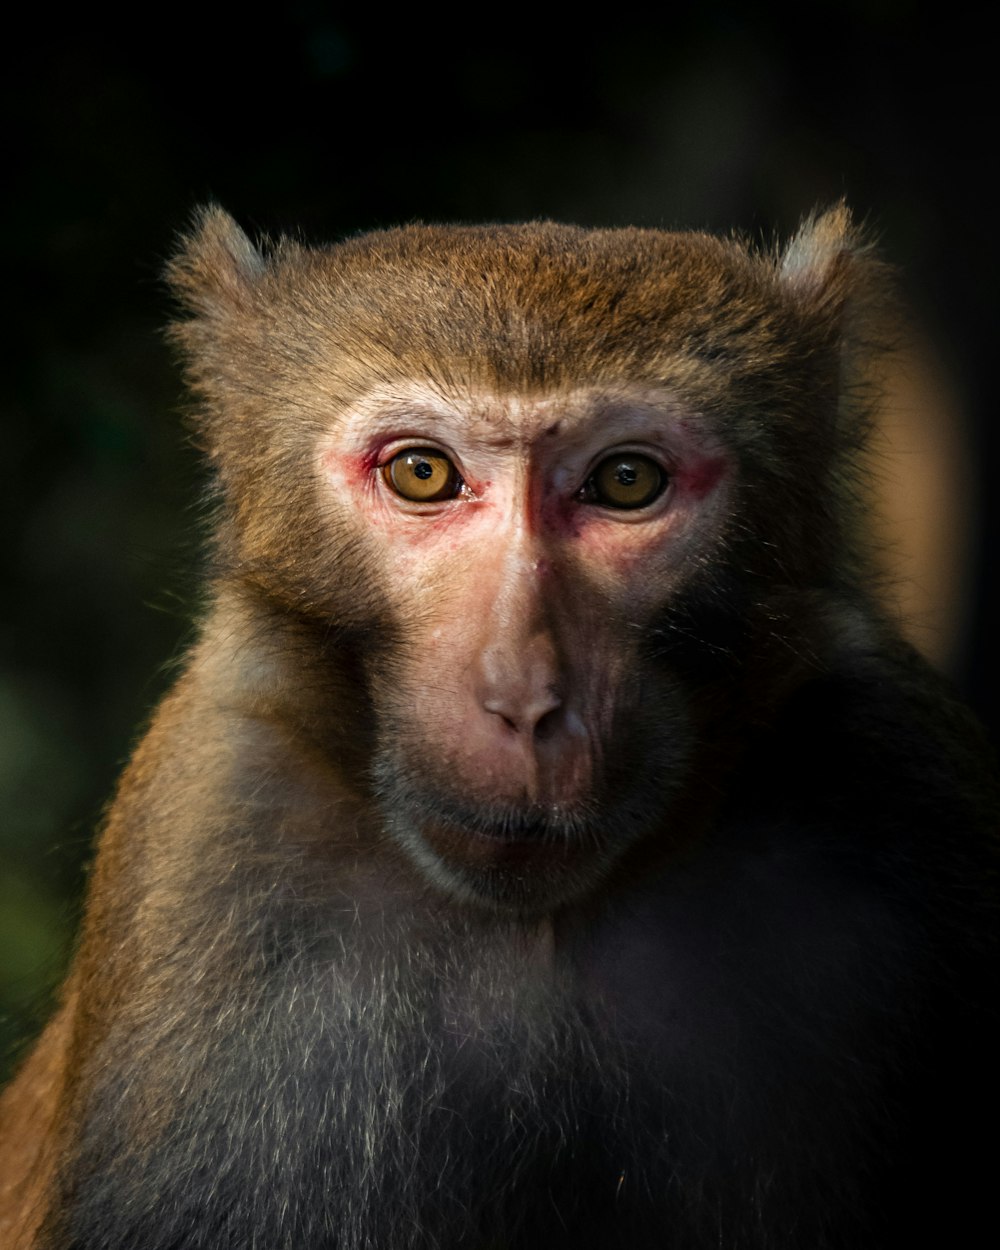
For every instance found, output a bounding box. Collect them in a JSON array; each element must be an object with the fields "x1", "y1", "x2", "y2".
[
  {"x1": 374, "y1": 757, "x2": 616, "y2": 908},
  {"x1": 422, "y1": 809, "x2": 585, "y2": 863},
  {"x1": 459, "y1": 809, "x2": 585, "y2": 845},
  {"x1": 406, "y1": 810, "x2": 603, "y2": 911},
  {"x1": 394, "y1": 797, "x2": 619, "y2": 911}
]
